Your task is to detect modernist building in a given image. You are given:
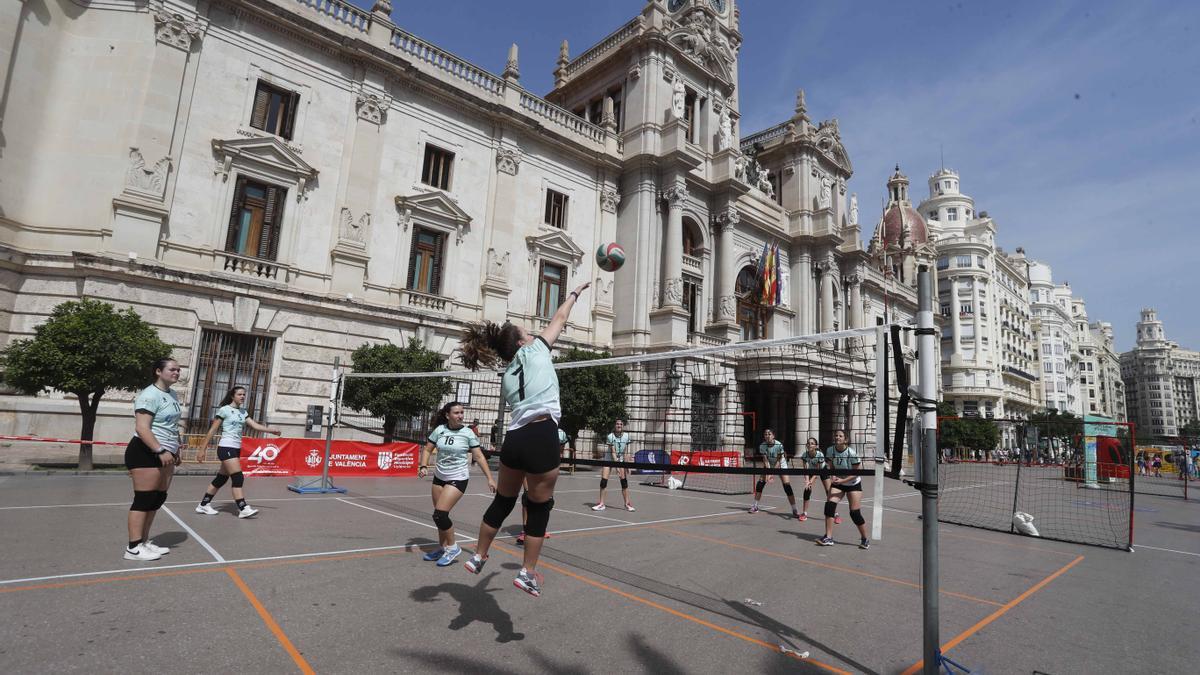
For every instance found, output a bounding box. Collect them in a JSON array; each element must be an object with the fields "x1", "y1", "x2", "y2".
[
  {"x1": 1028, "y1": 262, "x2": 1081, "y2": 415},
  {"x1": 1088, "y1": 321, "x2": 1126, "y2": 422},
  {"x1": 1121, "y1": 309, "x2": 1200, "y2": 437},
  {"x1": 1, "y1": 0, "x2": 922, "y2": 451},
  {"x1": 918, "y1": 170, "x2": 1038, "y2": 446}
]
